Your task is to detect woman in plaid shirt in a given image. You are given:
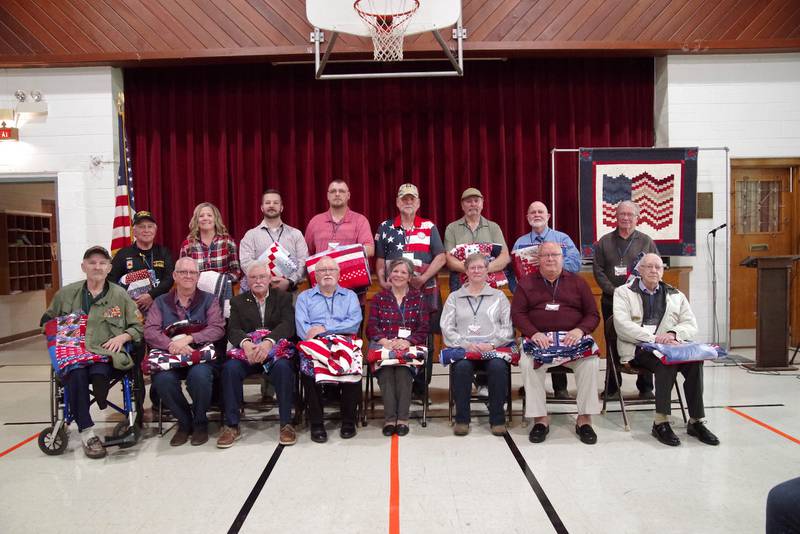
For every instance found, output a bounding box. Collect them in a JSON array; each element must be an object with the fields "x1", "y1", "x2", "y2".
[
  {"x1": 367, "y1": 258, "x2": 430, "y2": 437},
  {"x1": 179, "y1": 202, "x2": 242, "y2": 282}
]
